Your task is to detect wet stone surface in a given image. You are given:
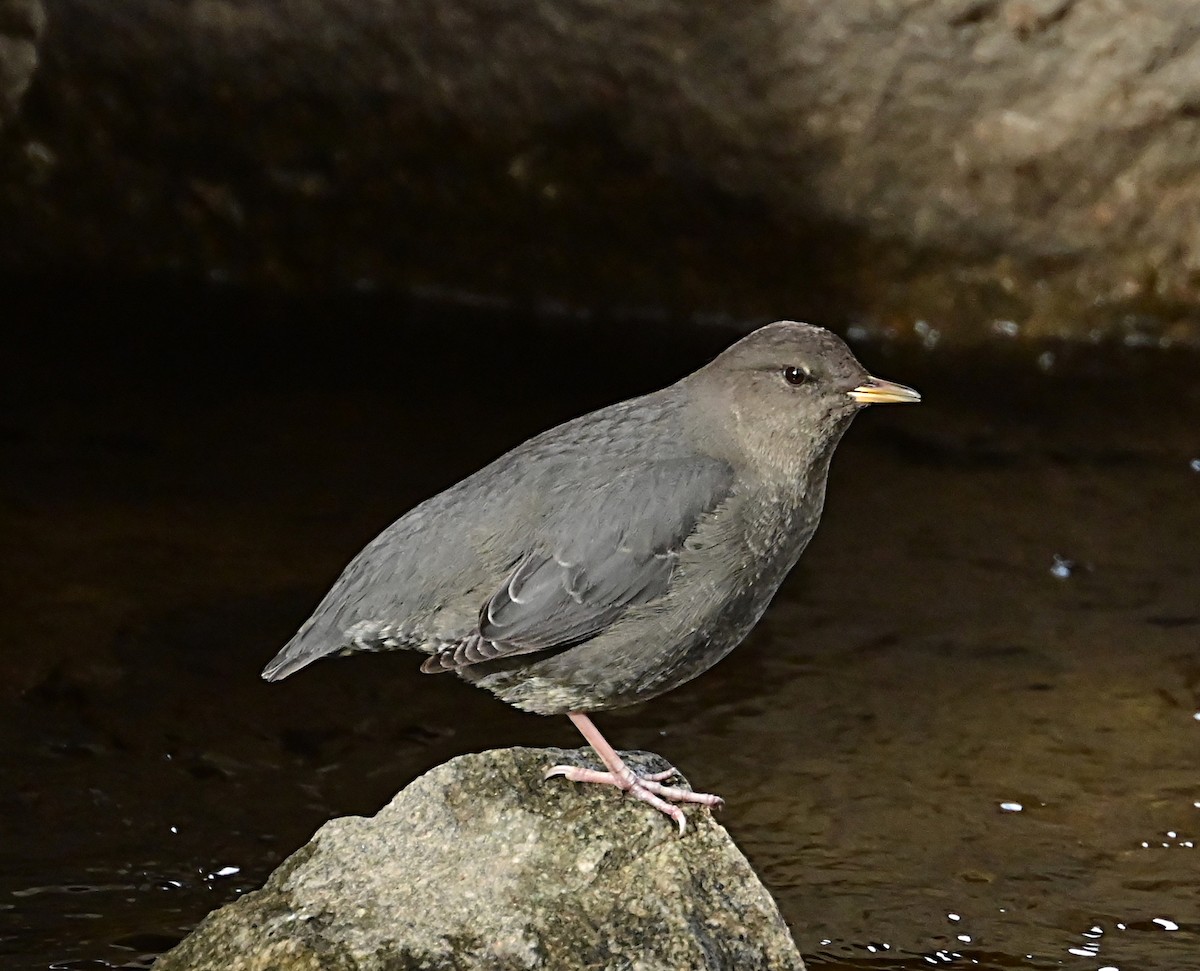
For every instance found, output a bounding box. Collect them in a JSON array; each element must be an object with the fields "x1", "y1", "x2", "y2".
[{"x1": 1, "y1": 289, "x2": 1199, "y2": 970}]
